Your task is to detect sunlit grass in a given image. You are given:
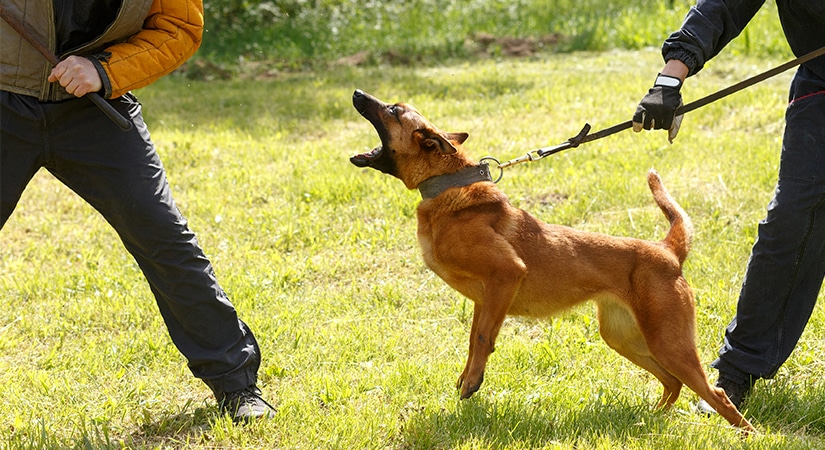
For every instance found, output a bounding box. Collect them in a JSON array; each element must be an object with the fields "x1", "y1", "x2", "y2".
[{"x1": 2, "y1": 50, "x2": 823, "y2": 449}]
